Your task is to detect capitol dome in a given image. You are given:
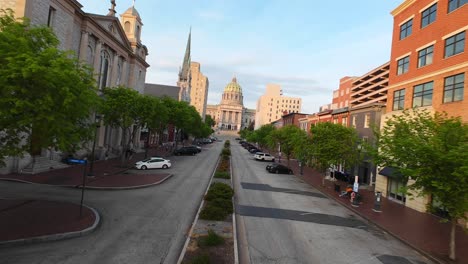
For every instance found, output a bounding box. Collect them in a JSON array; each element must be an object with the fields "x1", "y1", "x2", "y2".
[{"x1": 224, "y1": 77, "x2": 242, "y2": 94}]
